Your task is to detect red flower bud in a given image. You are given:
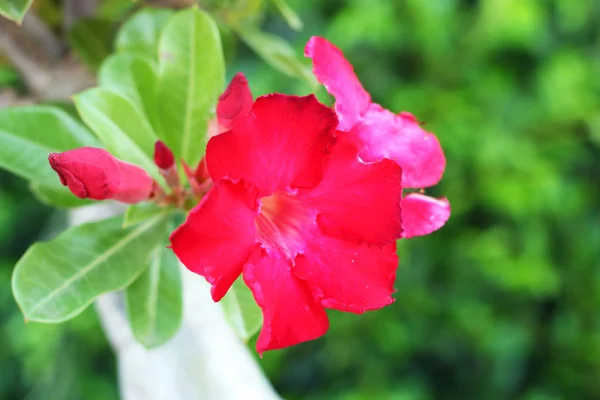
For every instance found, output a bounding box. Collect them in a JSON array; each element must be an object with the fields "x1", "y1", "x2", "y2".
[
  {"x1": 216, "y1": 72, "x2": 253, "y2": 131},
  {"x1": 154, "y1": 140, "x2": 175, "y2": 170},
  {"x1": 48, "y1": 147, "x2": 154, "y2": 204}
]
